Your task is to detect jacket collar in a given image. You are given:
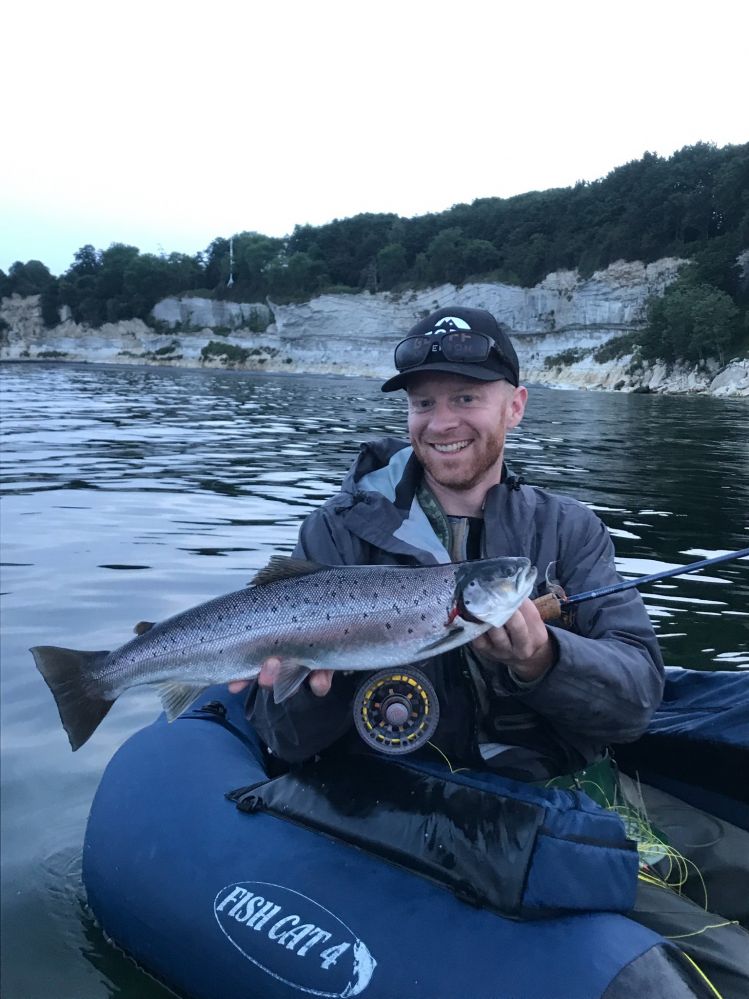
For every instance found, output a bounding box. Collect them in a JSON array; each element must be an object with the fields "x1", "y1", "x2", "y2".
[{"x1": 336, "y1": 438, "x2": 530, "y2": 565}]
